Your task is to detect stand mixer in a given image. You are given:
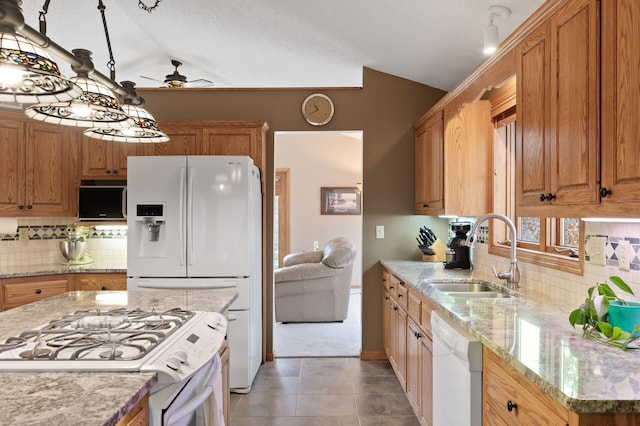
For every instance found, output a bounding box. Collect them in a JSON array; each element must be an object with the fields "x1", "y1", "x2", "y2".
[
  {"x1": 59, "y1": 226, "x2": 93, "y2": 265},
  {"x1": 444, "y1": 222, "x2": 471, "y2": 269}
]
